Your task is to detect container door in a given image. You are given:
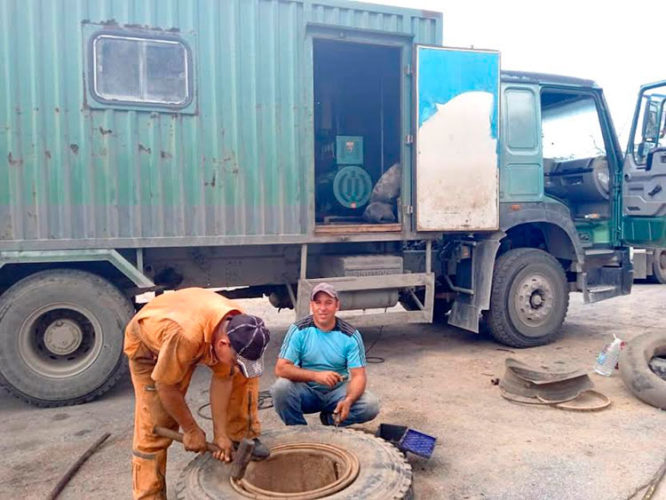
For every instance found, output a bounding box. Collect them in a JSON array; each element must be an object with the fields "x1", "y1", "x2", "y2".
[
  {"x1": 415, "y1": 46, "x2": 500, "y2": 231},
  {"x1": 623, "y1": 81, "x2": 666, "y2": 245}
]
